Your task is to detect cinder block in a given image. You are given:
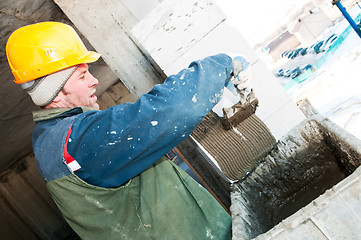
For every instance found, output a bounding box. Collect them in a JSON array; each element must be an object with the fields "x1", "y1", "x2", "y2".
[
  {"x1": 277, "y1": 220, "x2": 328, "y2": 240},
  {"x1": 312, "y1": 193, "x2": 361, "y2": 239},
  {"x1": 338, "y1": 175, "x2": 361, "y2": 211},
  {"x1": 163, "y1": 22, "x2": 259, "y2": 75},
  {"x1": 131, "y1": 0, "x2": 226, "y2": 71},
  {"x1": 250, "y1": 61, "x2": 301, "y2": 121},
  {"x1": 262, "y1": 101, "x2": 306, "y2": 139}
]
